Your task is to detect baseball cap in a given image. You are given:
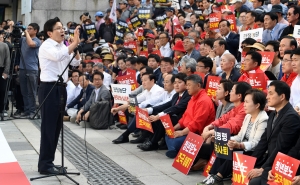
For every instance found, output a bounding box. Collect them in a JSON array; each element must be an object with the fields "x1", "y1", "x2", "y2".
[
  {"x1": 116, "y1": 39, "x2": 124, "y2": 45},
  {"x1": 95, "y1": 11, "x2": 104, "y2": 17},
  {"x1": 165, "y1": 7, "x2": 175, "y2": 13},
  {"x1": 184, "y1": 22, "x2": 193, "y2": 29},
  {"x1": 270, "y1": 5, "x2": 283, "y2": 14},
  {"x1": 146, "y1": 33, "x2": 155, "y2": 39},
  {"x1": 119, "y1": 0, "x2": 128, "y2": 4}
]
